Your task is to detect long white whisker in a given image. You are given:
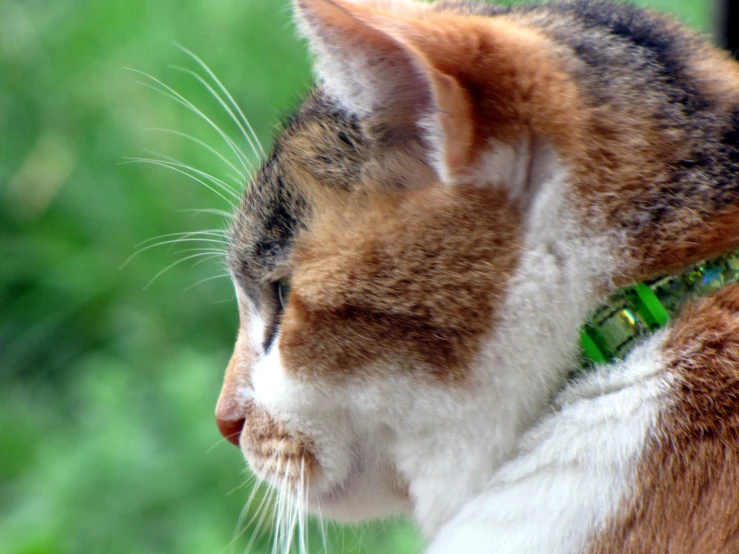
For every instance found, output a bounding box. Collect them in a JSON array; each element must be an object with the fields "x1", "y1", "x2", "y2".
[
  {"x1": 125, "y1": 68, "x2": 253, "y2": 174},
  {"x1": 246, "y1": 482, "x2": 279, "y2": 553},
  {"x1": 146, "y1": 127, "x2": 245, "y2": 181},
  {"x1": 226, "y1": 479, "x2": 256, "y2": 554},
  {"x1": 281, "y1": 459, "x2": 296, "y2": 554},
  {"x1": 186, "y1": 273, "x2": 231, "y2": 291},
  {"x1": 177, "y1": 208, "x2": 234, "y2": 219},
  {"x1": 170, "y1": 64, "x2": 264, "y2": 164},
  {"x1": 247, "y1": 445, "x2": 285, "y2": 554},
  {"x1": 241, "y1": 455, "x2": 281, "y2": 545},
  {"x1": 273, "y1": 462, "x2": 288, "y2": 554},
  {"x1": 228, "y1": 470, "x2": 256, "y2": 496},
  {"x1": 141, "y1": 149, "x2": 240, "y2": 196},
  {"x1": 144, "y1": 251, "x2": 222, "y2": 289},
  {"x1": 121, "y1": 237, "x2": 229, "y2": 269},
  {"x1": 229, "y1": 476, "x2": 263, "y2": 553},
  {"x1": 134, "y1": 230, "x2": 229, "y2": 248},
  {"x1": 122, "y1": 157, "x2": 239, "y2": 203},
  {"x1": 317, "y1": 503, "x2": 329, "y2": 554},
  {"x1": 172, "y1": 248, "x2": 225, "y2": 268},
  {"x1": 270, "y1": 459, "x2": 286, "y2": 554},
  {"x1": 297, "y1": 457, "x2": 307, "y2": 554},
  {"x1": 142, "y1": 148, "x2": 241, "y2": 193},
  {"x1": 173, "y1": 247, "x2": 226, "y2": 255},
  {"x1": 136, "y1": 79, "x2": 251, "y2": 171},
  {"x1": 191, "y1": 253, "x2": 224, "y2": 268},
  {"x1": 175, "y1": 44, "x2": 266, "y2": 157},
  {"x1": 284, "y1": 460, "x2": 299, "y2": 554}
]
